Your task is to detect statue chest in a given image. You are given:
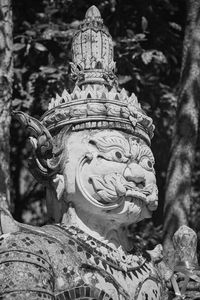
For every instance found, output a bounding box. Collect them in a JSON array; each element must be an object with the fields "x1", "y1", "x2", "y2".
[
  {"x1": 54, "y1": 255, "x2": 163, "y2": 300},
  {"x1": 45, "y1": 225, "x2": 163, "y2": 300}
]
